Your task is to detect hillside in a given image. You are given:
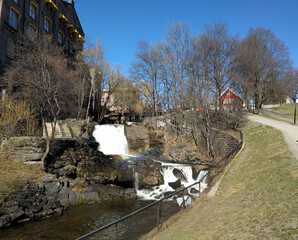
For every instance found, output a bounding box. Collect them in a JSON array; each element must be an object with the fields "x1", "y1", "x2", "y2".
[
  {"x1": 261, "y1": 104, "x2": 297, "y2": 124},
  {"x1": 140, "y1": 121, "x2": 298, "y2": 240}
]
